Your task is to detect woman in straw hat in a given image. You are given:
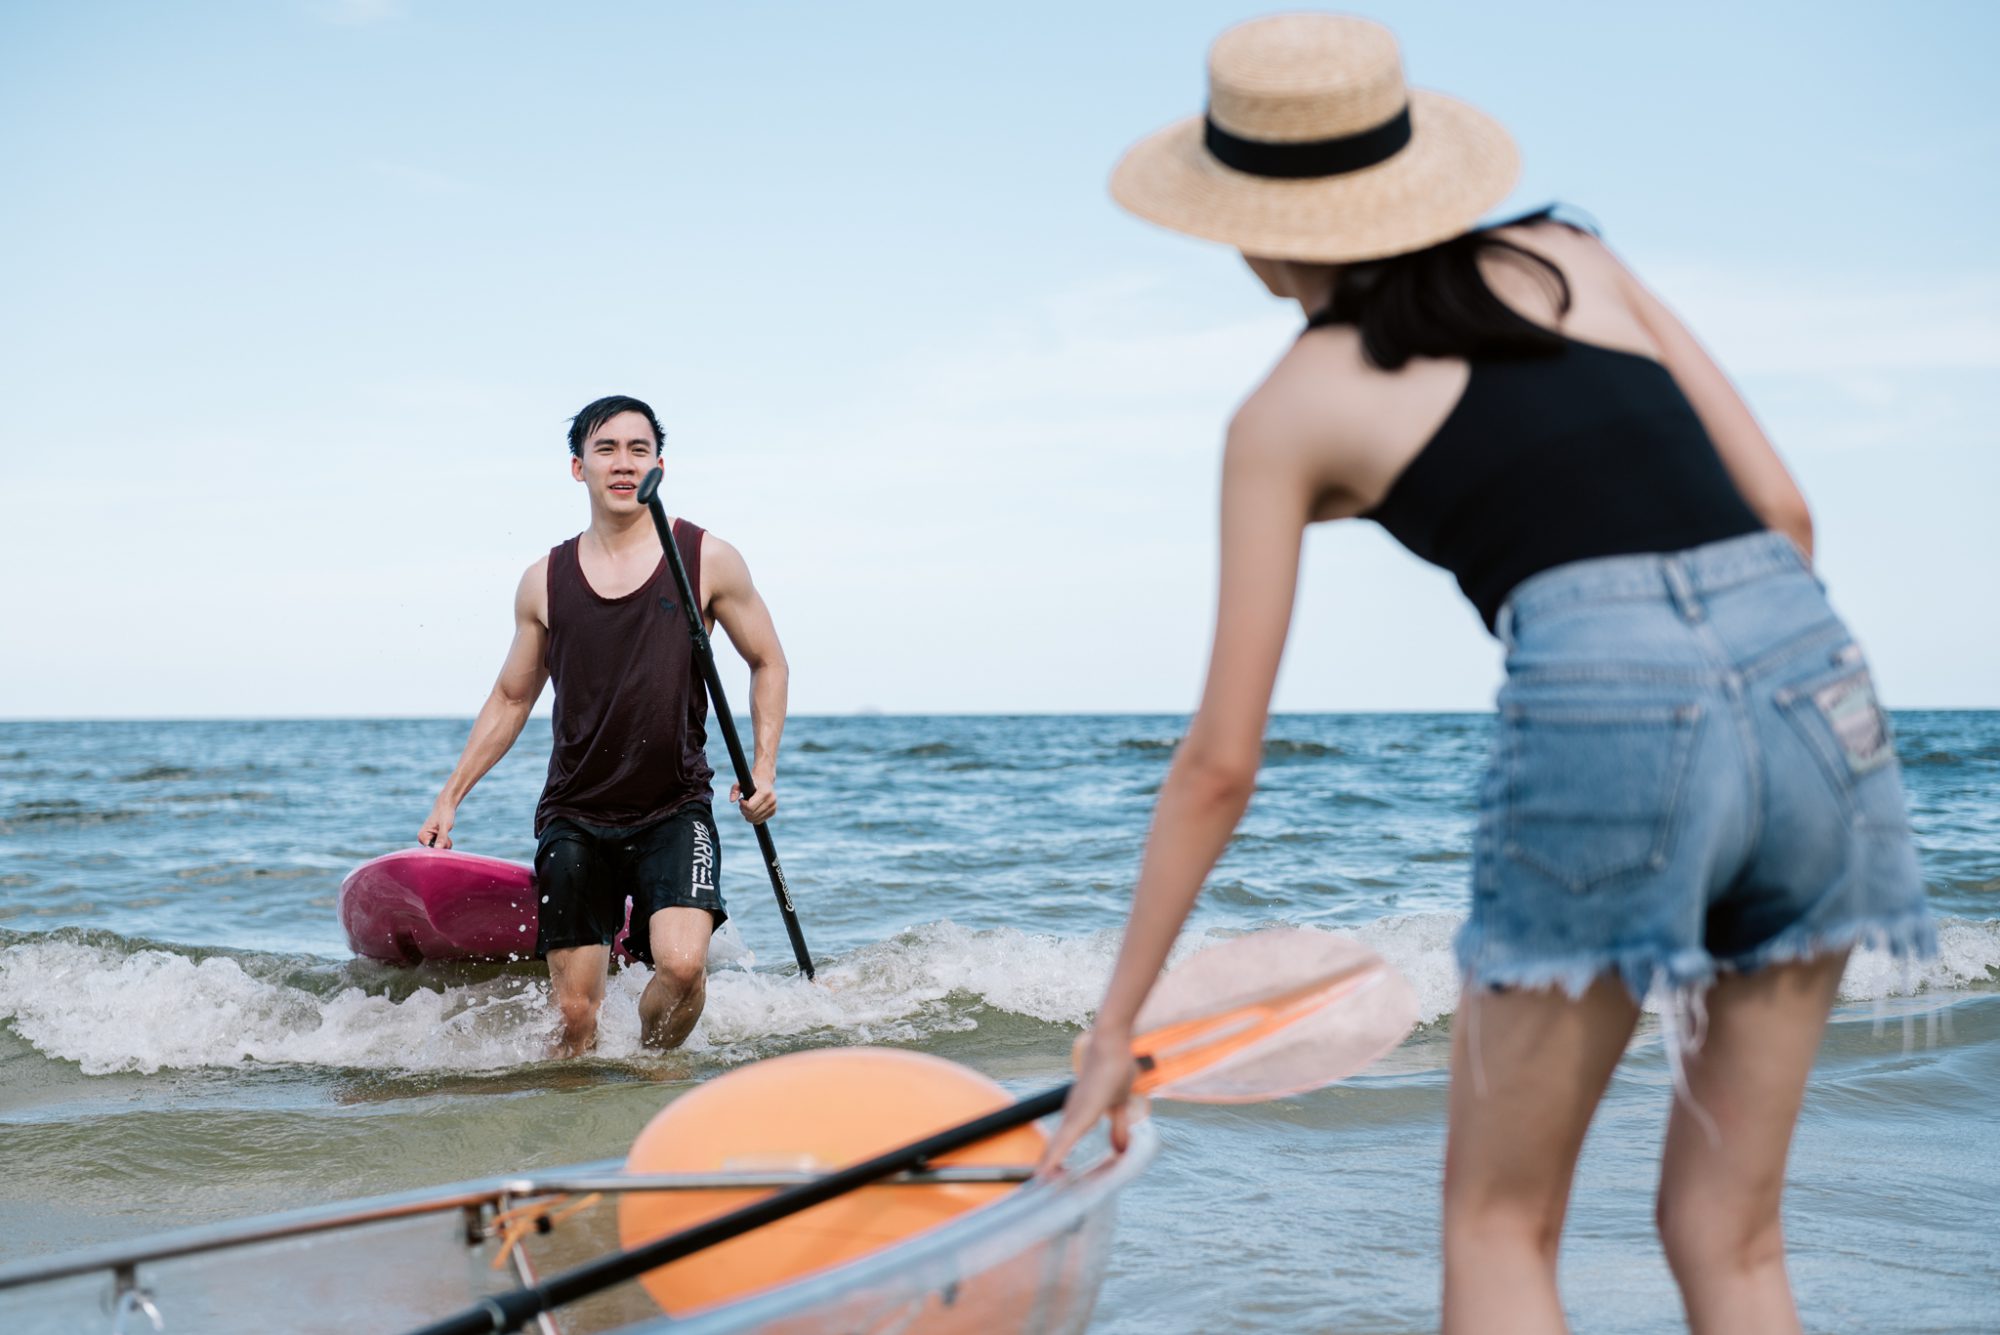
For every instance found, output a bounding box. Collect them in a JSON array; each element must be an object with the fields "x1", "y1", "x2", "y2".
[{"x1": 1040, "y1": 13, "x2": 1933, "y2": 1333}]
